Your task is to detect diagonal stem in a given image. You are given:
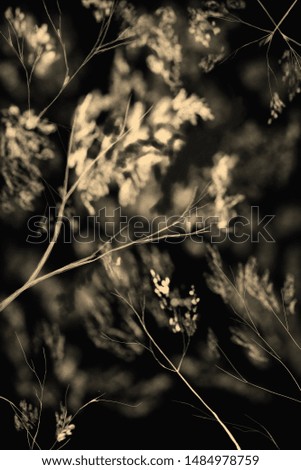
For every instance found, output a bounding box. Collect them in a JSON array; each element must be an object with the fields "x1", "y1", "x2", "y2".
[
  {"x1": 257, "y1": 0, "x2": 299, "y2": 38},
  {"x1": 257, "y1": 0, "x2": 298, "y2": 36},
  {"x1": 256, "y1": 0, "x2": 278, "y2": 27},
  {"x1": 25, "y1": 115, "x2": 74, "y2": 284},
  {"x1": 121, "y1": 297, "x2": 241, "y2": 450},
  {"x1": 275, "y1": 0, "x2": 299, "y2": 30}
]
